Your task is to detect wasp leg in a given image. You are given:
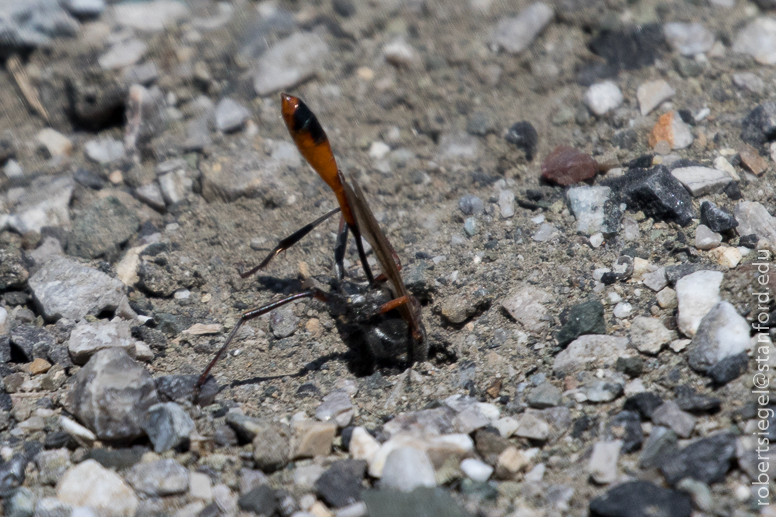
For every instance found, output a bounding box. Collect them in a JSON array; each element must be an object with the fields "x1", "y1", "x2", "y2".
[
  {"x1": 351, "y1": 225, "x2": 376, "y2": 285},
  {"x1": 238, "y1": 208, "x2": 341, "y2": 279},
  {"x1": 333, "y1": 215, "x2": 348, "y2": 281},
  {"x1": 196, "y1": 288, "x2": 330, "y2": 388}
]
